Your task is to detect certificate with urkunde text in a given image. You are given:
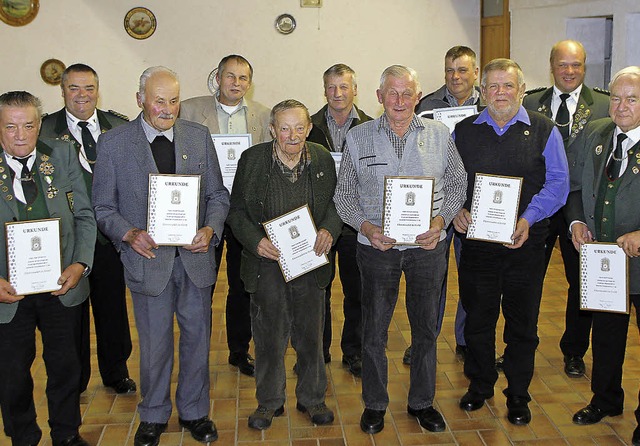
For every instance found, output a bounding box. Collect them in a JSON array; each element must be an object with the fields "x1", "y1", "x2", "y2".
[
  {"x1": 211, "y1": 133, "x2": 252, "y2": 192},
  {"x1": 382, "y1": 176, "x2": 435, "y2": 245},
  {"x1": 431, "y1": 105, "x2": 477, "y2": 133},
  {"x1": 147, "y1": 174, "x2": 201, "y2": 246},
  {"x1": 6, "y1": 218, "x2": 62, "y2": 295},
  {"x1": 467, "y1": 173, "x2": 522, "y2": 244},
  {"x1": 263, "y1": 205, "x2": 328, "y2": 282},
  {"x1": 579, "y1": 242, "x2": 628, "y2": 313}
]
